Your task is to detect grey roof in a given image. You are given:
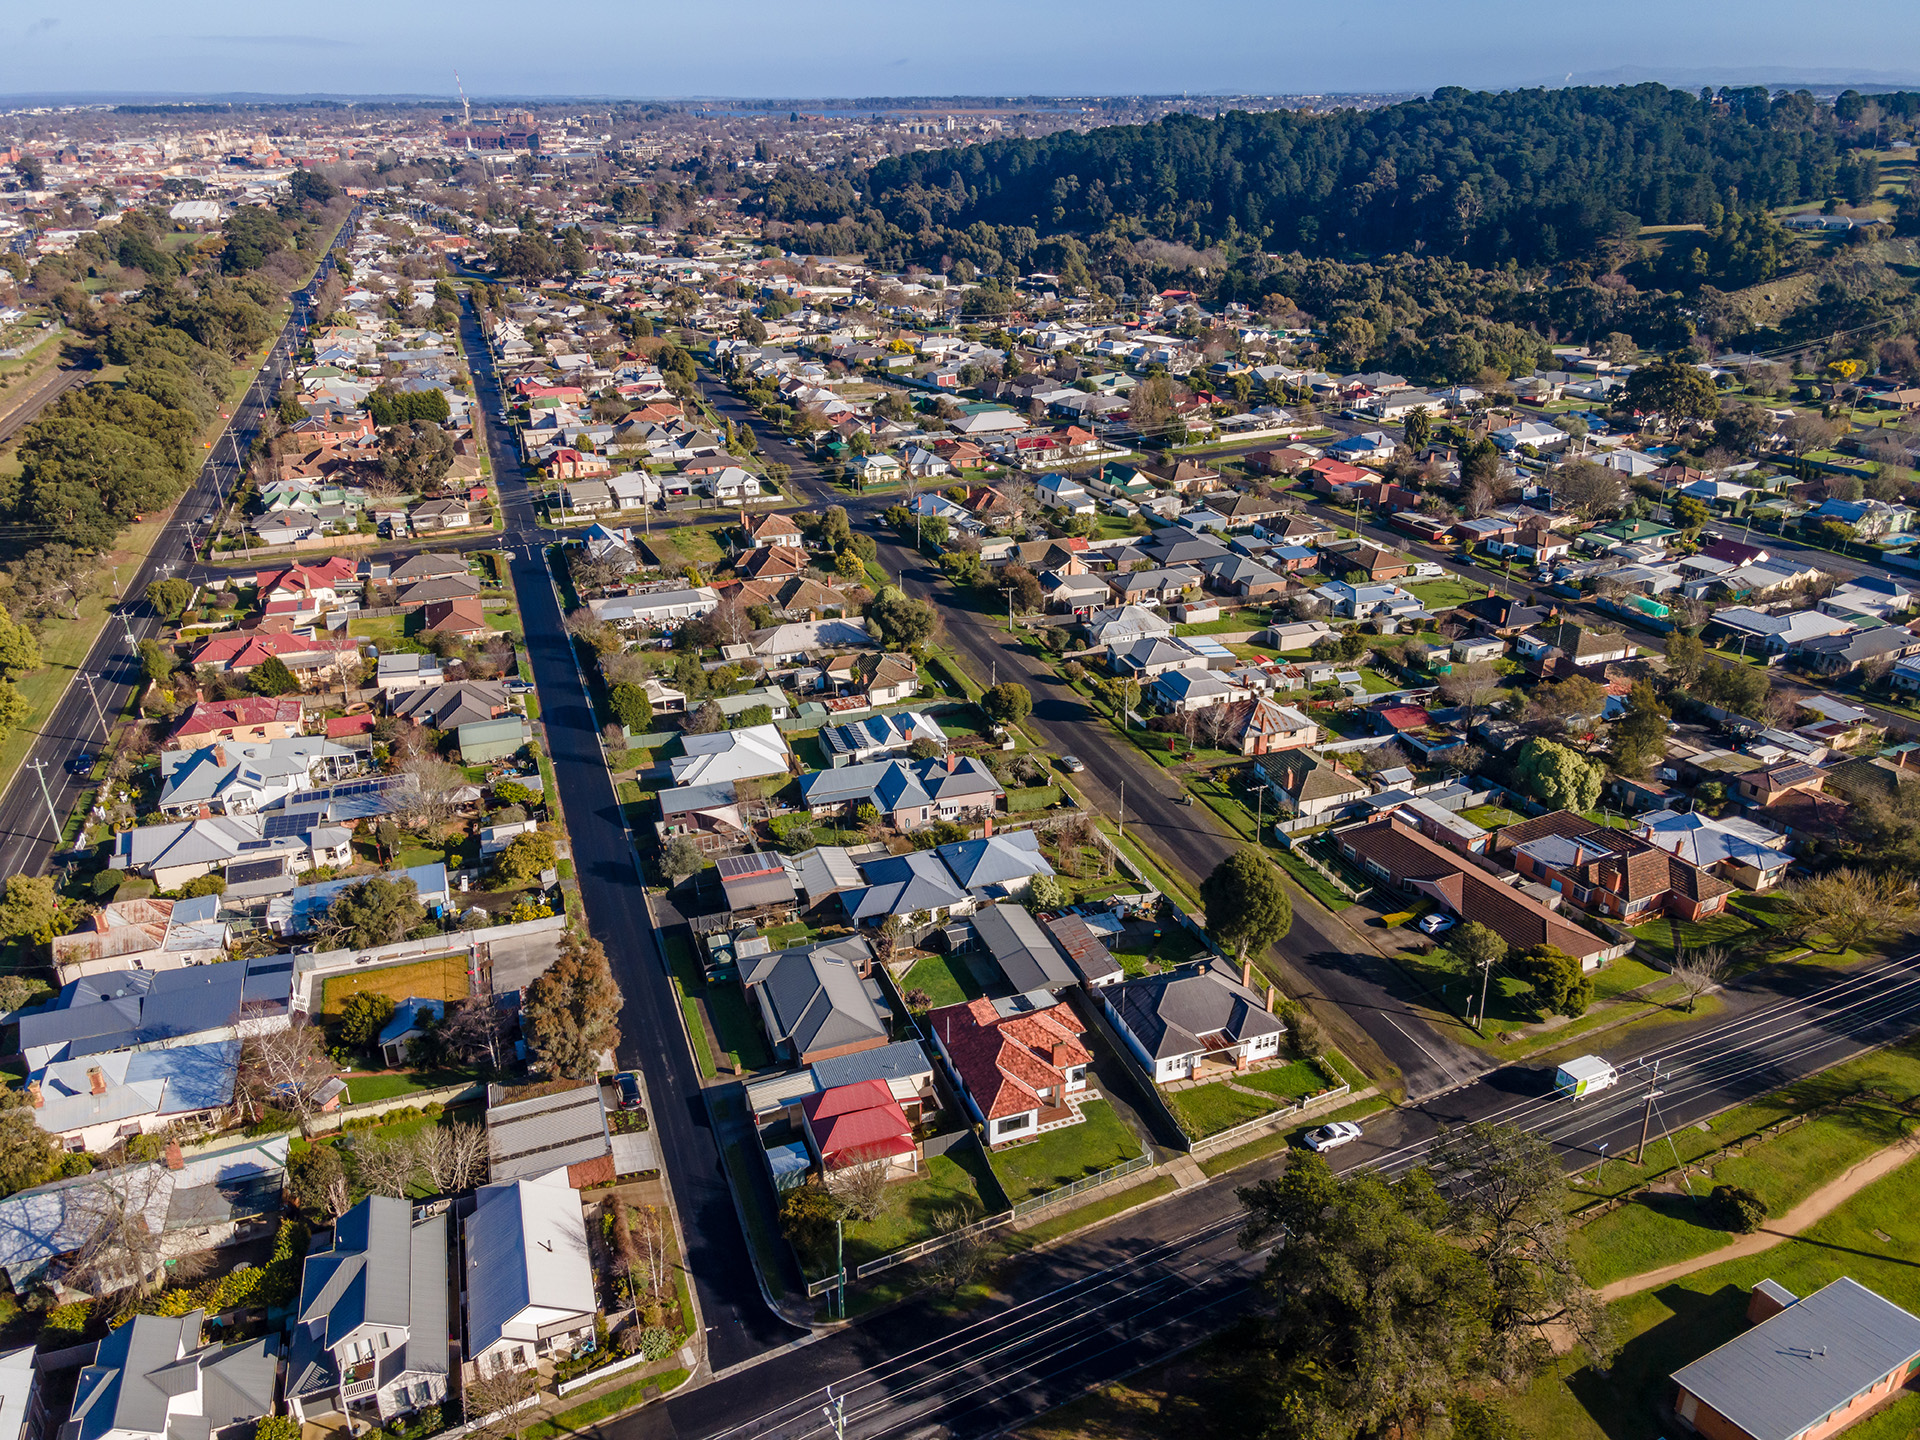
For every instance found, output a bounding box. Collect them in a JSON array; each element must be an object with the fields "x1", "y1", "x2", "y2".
[
  {"x1": 843, "y1": 851, "x2": 969, "y2": 921},
  {"x1": 463, "y1": 1171, "x2": 595, "y2": 1358},
  {"x1": 781, "y1": 845, "x2": 864, "y2": 902},
  {"x1": 798, "y1": 755, "x2": 1003, "y2": 816},
  {"x1": 390, "y1": 680, "x2": 510, "y2": 730},
  {"x1": 810, "y1": 1039, "x2": 935, "y2": 1091},
  {"x1": 933, "y1": 831, "x2": 1055, "y2": 893},
  {"x1": 1672, "y1": 1279, "x2": 1920, "y2": 1440},
  {"x1": 1044, "y1": 913, "x2": 1124, "y2": 985},
  {"x1": 656, "y1": 781, "x2": 738, "y2": 818},
  {"x1": 484, "y1": 1083, "x2": 612, "y2": 1183},
  {"x1": 971, "y1": 903, "x2": 1077, "y2": 992},
  {"x1": 67, "y1": 1313, "x2": 277, "y2": 1440},
  {"x1": 16, "y1": 955, "x2": 294, "y2": 1066},
  {"x1": 741, "y1": 937, "x2": 887, "y2": 1058},
  {"x1": 821, "y1": 711, "x2": 945, "y2": 762},
  {"x1": 1108, "y1": 957, "x2": 1285, "y2": 1060},
  {"x1": 288, "y1": 1198, "x2": 446, "y2": 1401}
]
